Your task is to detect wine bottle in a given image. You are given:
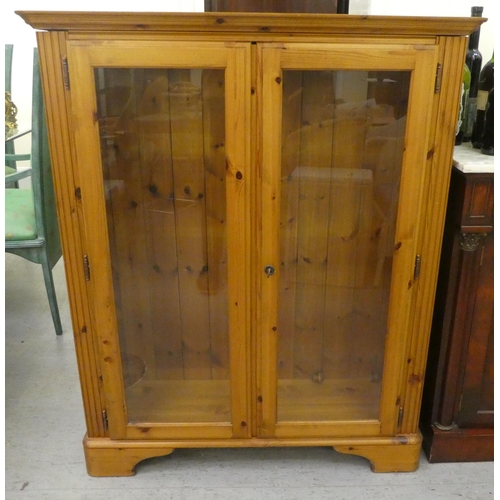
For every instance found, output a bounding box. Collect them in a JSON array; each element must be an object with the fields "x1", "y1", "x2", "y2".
[
  {"x1": 455, "y1": 63, "x2": 471, "y2": 145},
  {"x1": 463, "y1": 6, "x2": 483, "y2": 142},
  {"x1": 480, "y1": 88, "x2": 494, "y2": 155},
  {"x1": 471, "y1": 51, "x2": 494, "y2": 148}
]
